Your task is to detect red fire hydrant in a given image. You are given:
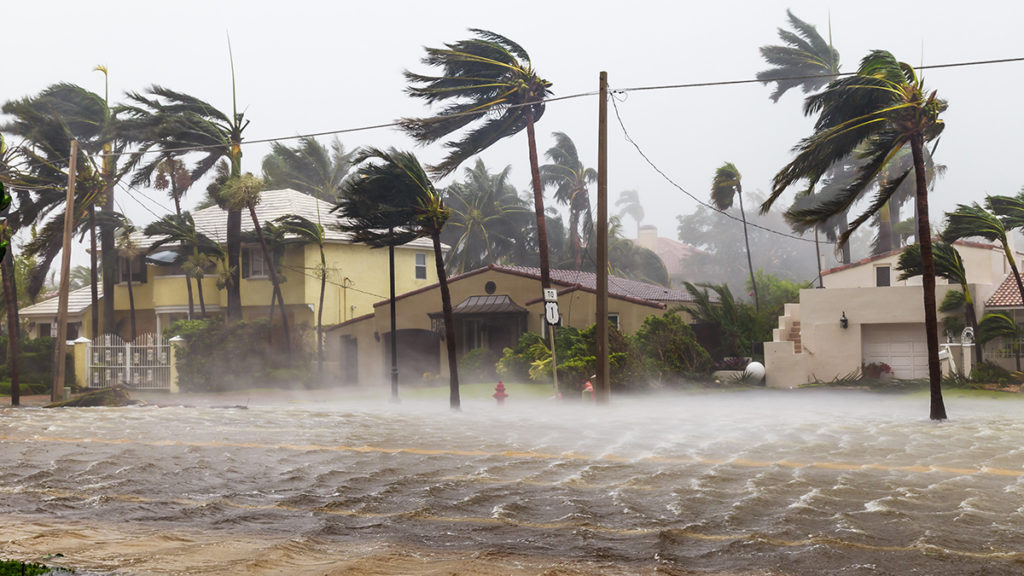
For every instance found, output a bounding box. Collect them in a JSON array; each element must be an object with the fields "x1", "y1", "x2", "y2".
[
  {"x1": 582, "y1": 380, "x2": 595, "y2": 401},
  {"x1": 493, "y1": 381, "x2": 508, "y2": 405}
]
